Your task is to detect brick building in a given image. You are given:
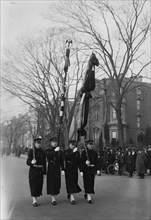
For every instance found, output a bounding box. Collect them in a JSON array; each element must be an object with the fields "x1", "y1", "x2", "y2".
[{"x1": 82, "y1": 77, "x2": 151, "y2": 147}]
